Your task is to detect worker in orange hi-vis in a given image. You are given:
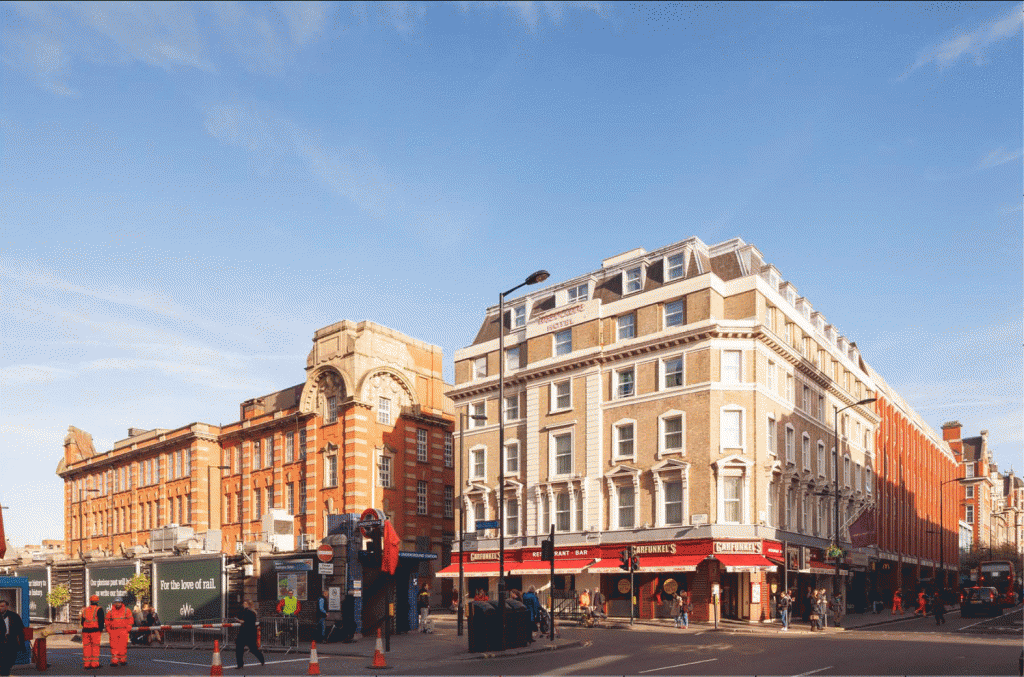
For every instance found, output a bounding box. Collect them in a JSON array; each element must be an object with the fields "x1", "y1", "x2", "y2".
[
  {"x1": 80, "y1": 595, "x2": 105, "y2": 670},
  {"x1": 106, "y1": 597, "x2": 134, "y2": 666}
]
